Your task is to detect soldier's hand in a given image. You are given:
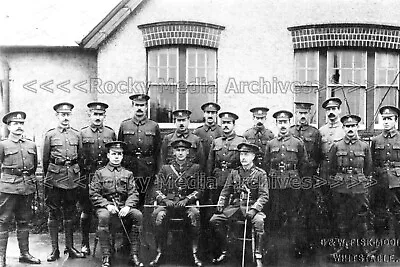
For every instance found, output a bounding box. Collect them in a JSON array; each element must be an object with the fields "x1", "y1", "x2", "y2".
[
  {"x1": 164, "y1": 199, "x2": 174, "y2": 207},
  {"x1": 119, "y1": 206, "x2": 130, "y2": 217},
  {"x1": 106, "y1": 204, "x2": 119, "y2": 214},
  {"x1": 176, "y1": 198, "x2": 189, "y2": 207},
  {"x1": 246, "y1": 209, "x2": 257, "y2": 220}
]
